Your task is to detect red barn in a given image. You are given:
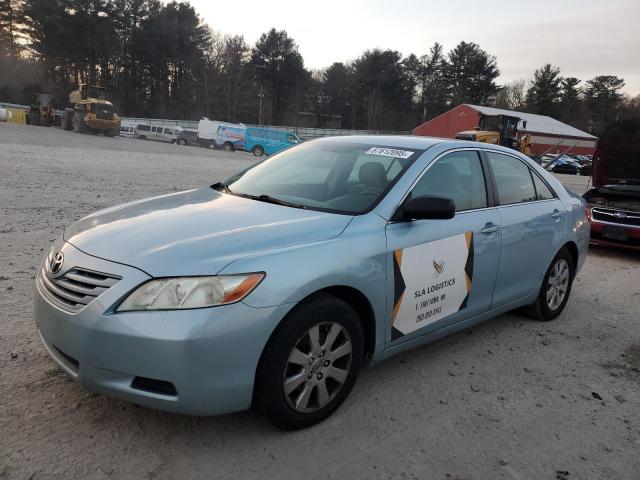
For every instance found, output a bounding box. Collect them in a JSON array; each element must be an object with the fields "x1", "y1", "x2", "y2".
[{"x1": 413, "y1": 104, "x2": 597, "y2": 156}]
